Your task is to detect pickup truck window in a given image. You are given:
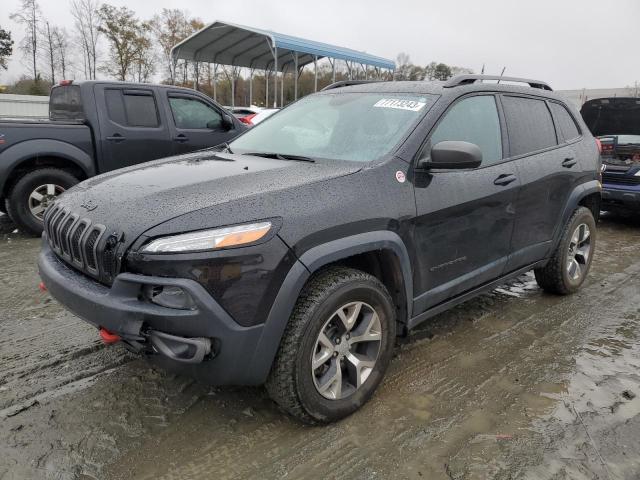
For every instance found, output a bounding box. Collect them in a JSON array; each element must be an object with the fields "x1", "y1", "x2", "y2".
[
  {"x1": 50, "y1": 85, "x2": 84, "y2": 121},
  {"x1": 169, "y1": 96, "x2": 223, "y2": 130},
  {"x1": 105, "y1": 88, "x2": 159, "y2": 128}
]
